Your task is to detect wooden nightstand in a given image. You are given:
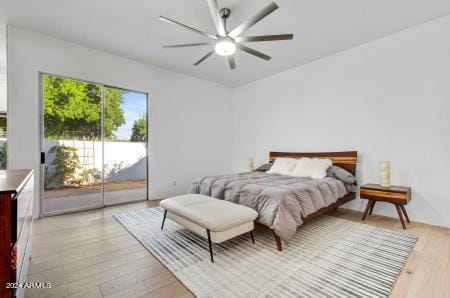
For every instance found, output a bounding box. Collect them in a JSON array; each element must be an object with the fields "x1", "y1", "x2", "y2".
[{"x1": 360, "y1": 184, "x2": 411, "y2": 229}]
